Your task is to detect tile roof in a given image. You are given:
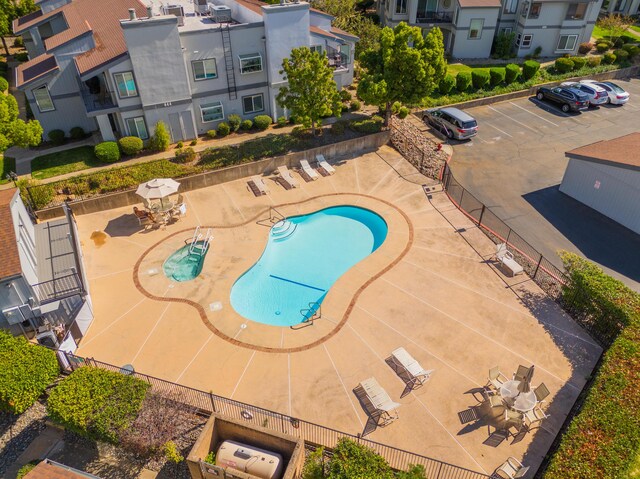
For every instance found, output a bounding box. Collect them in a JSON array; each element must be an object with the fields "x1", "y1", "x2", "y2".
[
  {"x1": 310, "y1": 24, "x2": 340, "y2": 40},
  {"x1": 15, "y1": 54, "x2": 59, "y2": 88},
  {"x1": 565, "y1": 132, "x2": 640, "y2": 170},
  {"x1": 330, "y1": 26, "x2": 358, "y2": 40},
  {"x1": 458, "y1": 0, "x2": 501, "y2": 7},
  {"x1": 24, "y1": 461, "x2": 98, "y2": 479},
  {"x1": 0, "y1": 189, "x2": 22, "y2": 280},
  {"x1": 236, "y1": 0, "x2": 266, "y2": 16}
]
